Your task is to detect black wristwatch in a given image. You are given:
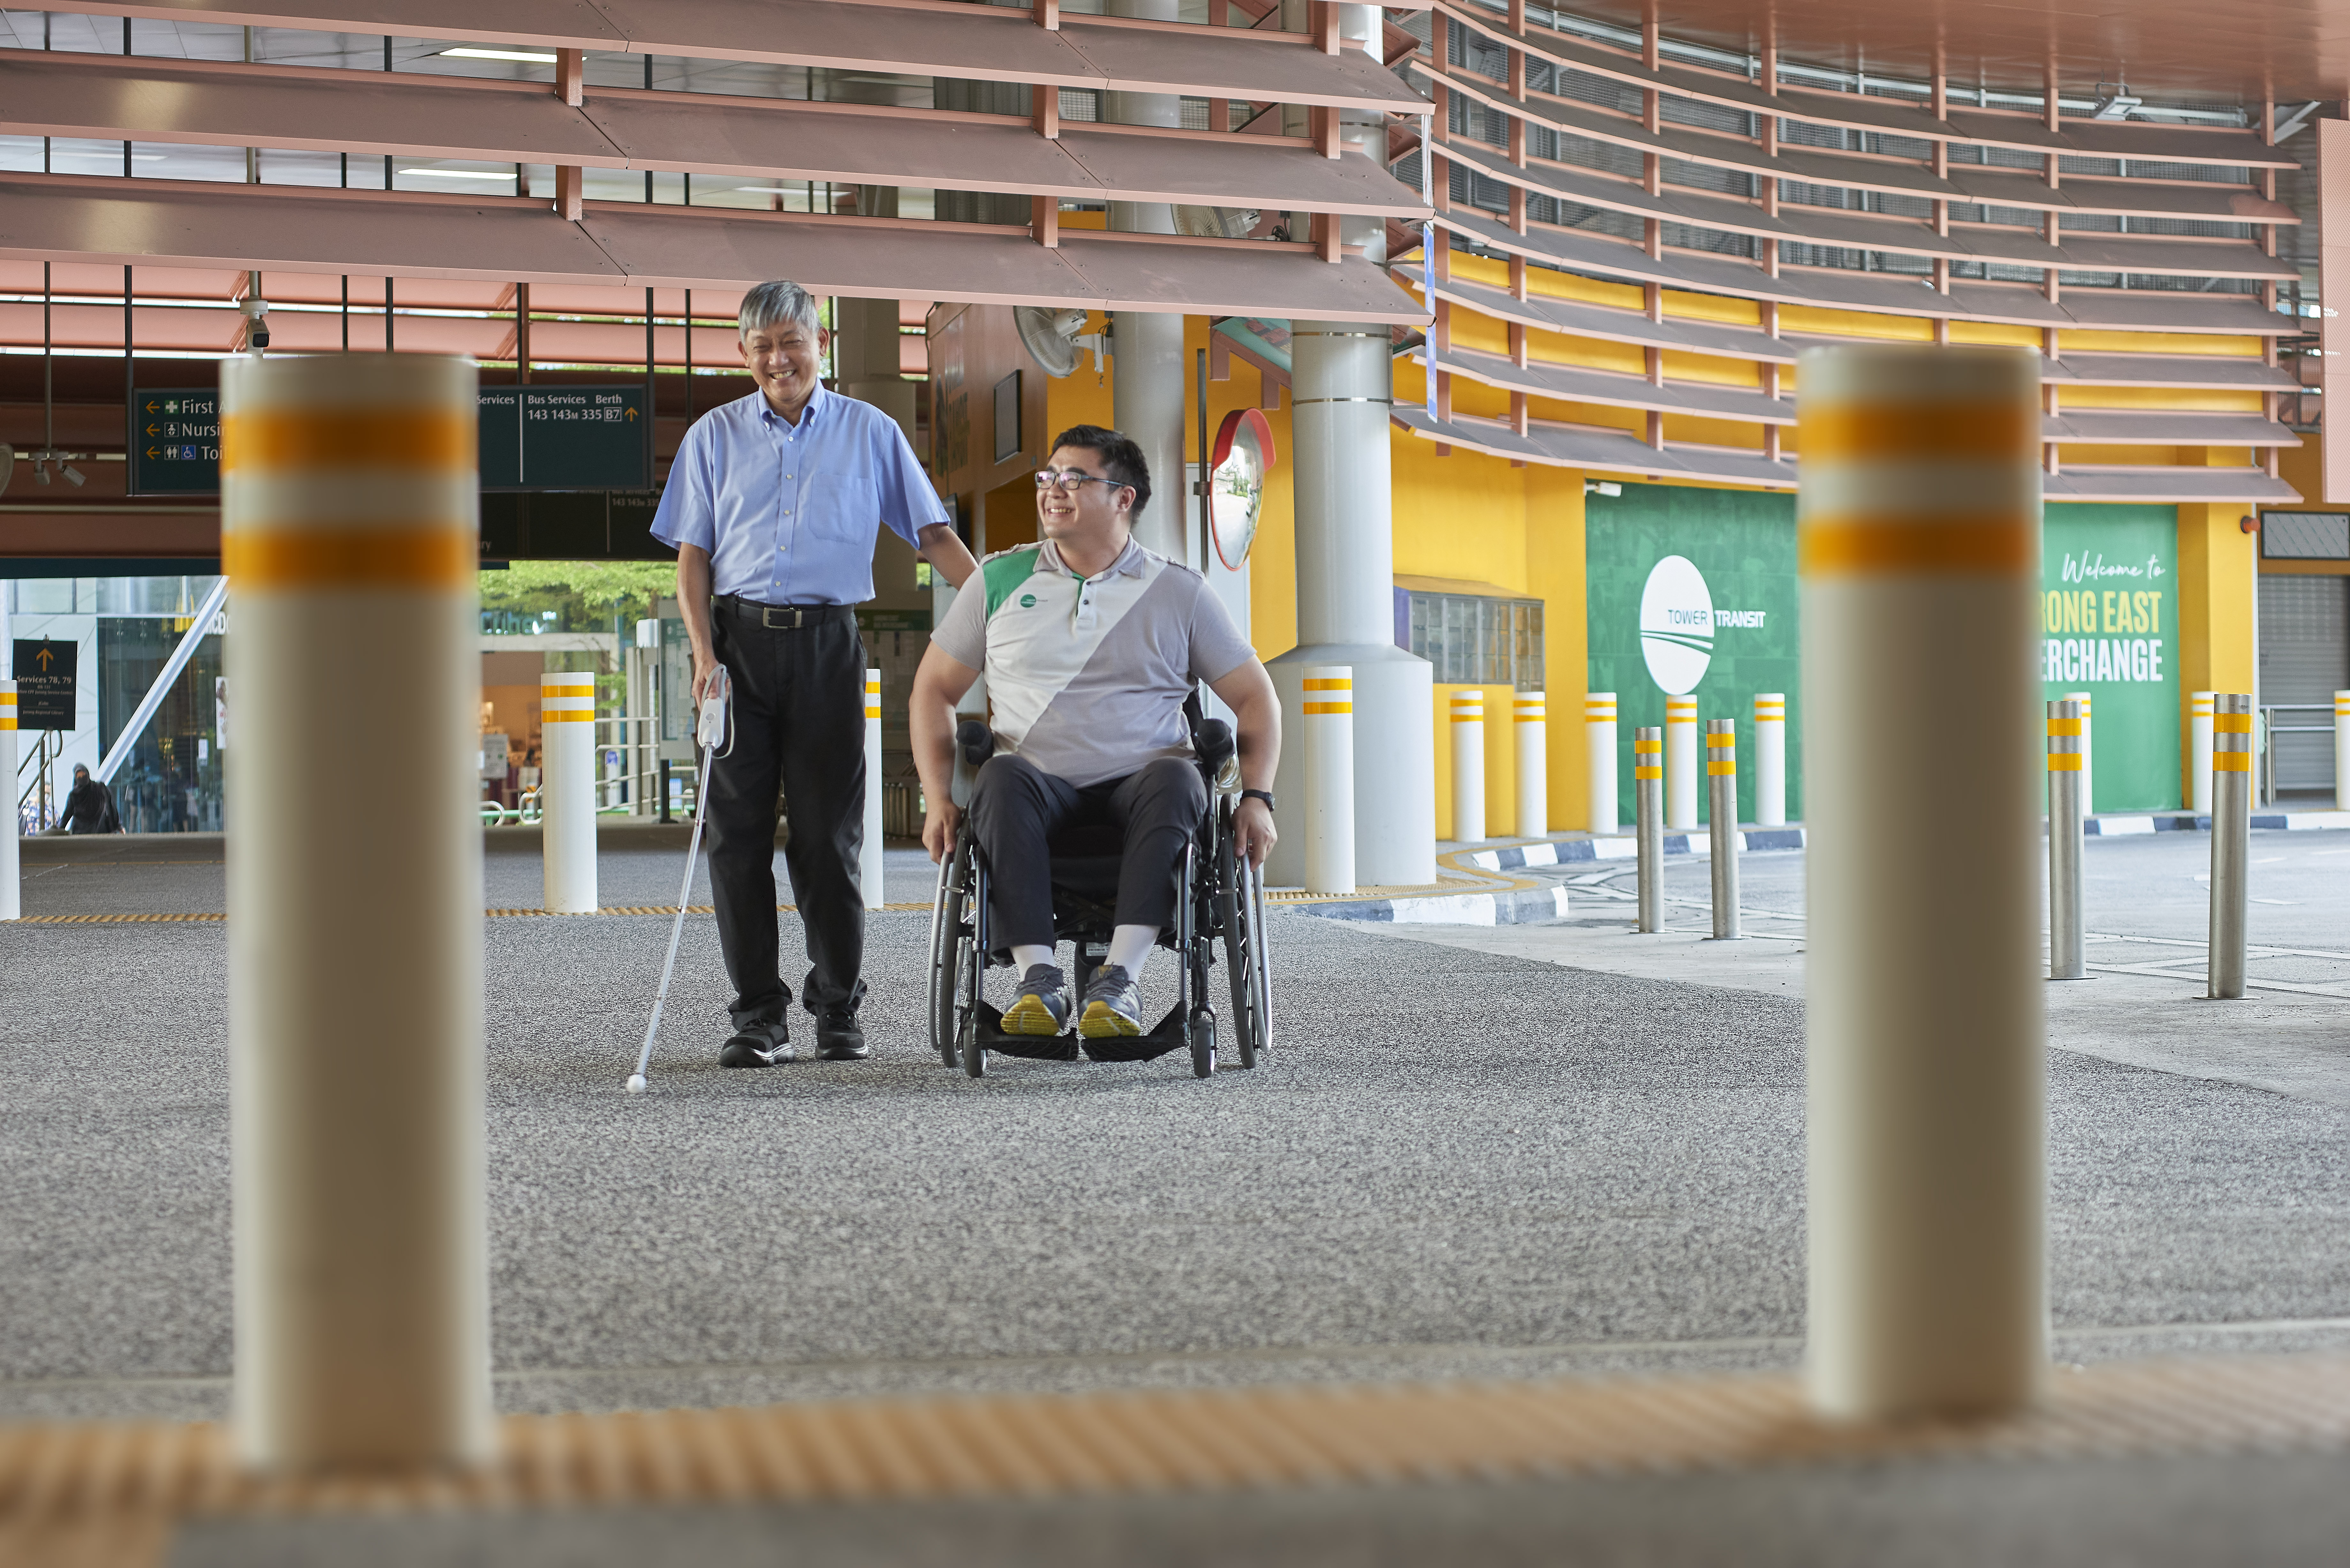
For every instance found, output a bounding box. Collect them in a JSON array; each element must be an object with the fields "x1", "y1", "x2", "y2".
[{"x1": 1240, "y1": 788, "x2": 1276, "y2": 811}]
